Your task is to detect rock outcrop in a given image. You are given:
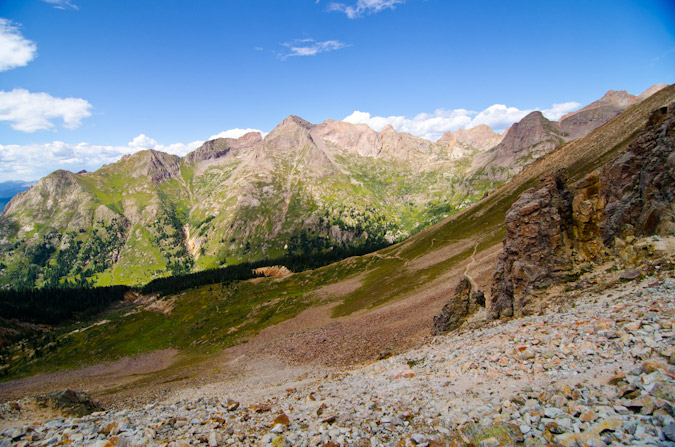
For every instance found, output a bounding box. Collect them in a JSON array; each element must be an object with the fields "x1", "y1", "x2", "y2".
[
  {"x1": 432, "y1": 276, "x2": 484, "y2": 335},
  {"x1": 599, "y1": 104, "x2": 675, "y2": 245},
  {"x1": 489, "y1": 103, "x2": 675, "y2": 320},
  {"x1": 489, "y1": 170, "x2": 574, "y2": 319}
]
